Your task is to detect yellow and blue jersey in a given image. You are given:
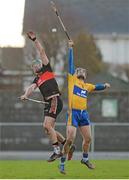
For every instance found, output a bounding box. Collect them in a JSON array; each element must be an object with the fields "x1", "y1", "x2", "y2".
[
  {"x1": 68, "y1": 73, "x2": 95, "y2": 110},
  {"x1": 67, "y1": 47, "x2": 106, "y2": 127}
]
